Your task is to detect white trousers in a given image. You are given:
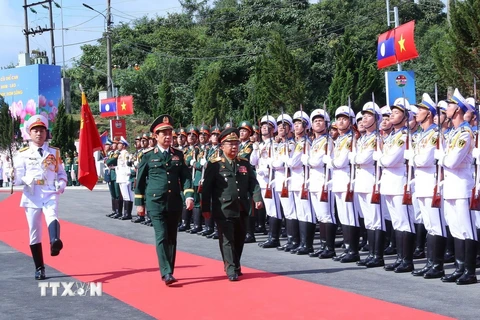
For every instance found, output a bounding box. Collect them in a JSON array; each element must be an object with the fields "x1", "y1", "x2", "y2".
[
  {"x1": 25, "y1": 200, "x2": 58, "y2": 245},
  {"x1": 384, "y1": 195, "x2": 415, "y2": 233},
  {"x1": 310, "y1": 191, "x2": 336, "y2": 224},
  {"x1": 119, "y1": 182, "x2": 133, "y2": 202},
  {"x1": 412, "y1": 194, "x2": 422, "y2": 224},
  {"x1": 263, "y1": 188, "x2": 282, "y2": 219},
  {"x1": 444, "y1": 199, "x2": 477, "y2": 240},
  {"x1": 334, "y1": 192, "x2": 359, "y2": 227},
  {"x1": 357, "y1": 193, "x2": 384, "y2": 231},
  {"x1": 381, "y1": 195, "x2": 391, "y2": 221},
  {"x1": 417, "y1": 197, "x2": 446, "y2": 237},
  {"x1": 293, "y1": 191, "x2": 316, "y2": 223},
  {"x1": 277, "y1": 191, "x2": 296, "y2": 220},
  {"x1": 474, "y1": 210, "x2": 480, "y2": 229}
]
